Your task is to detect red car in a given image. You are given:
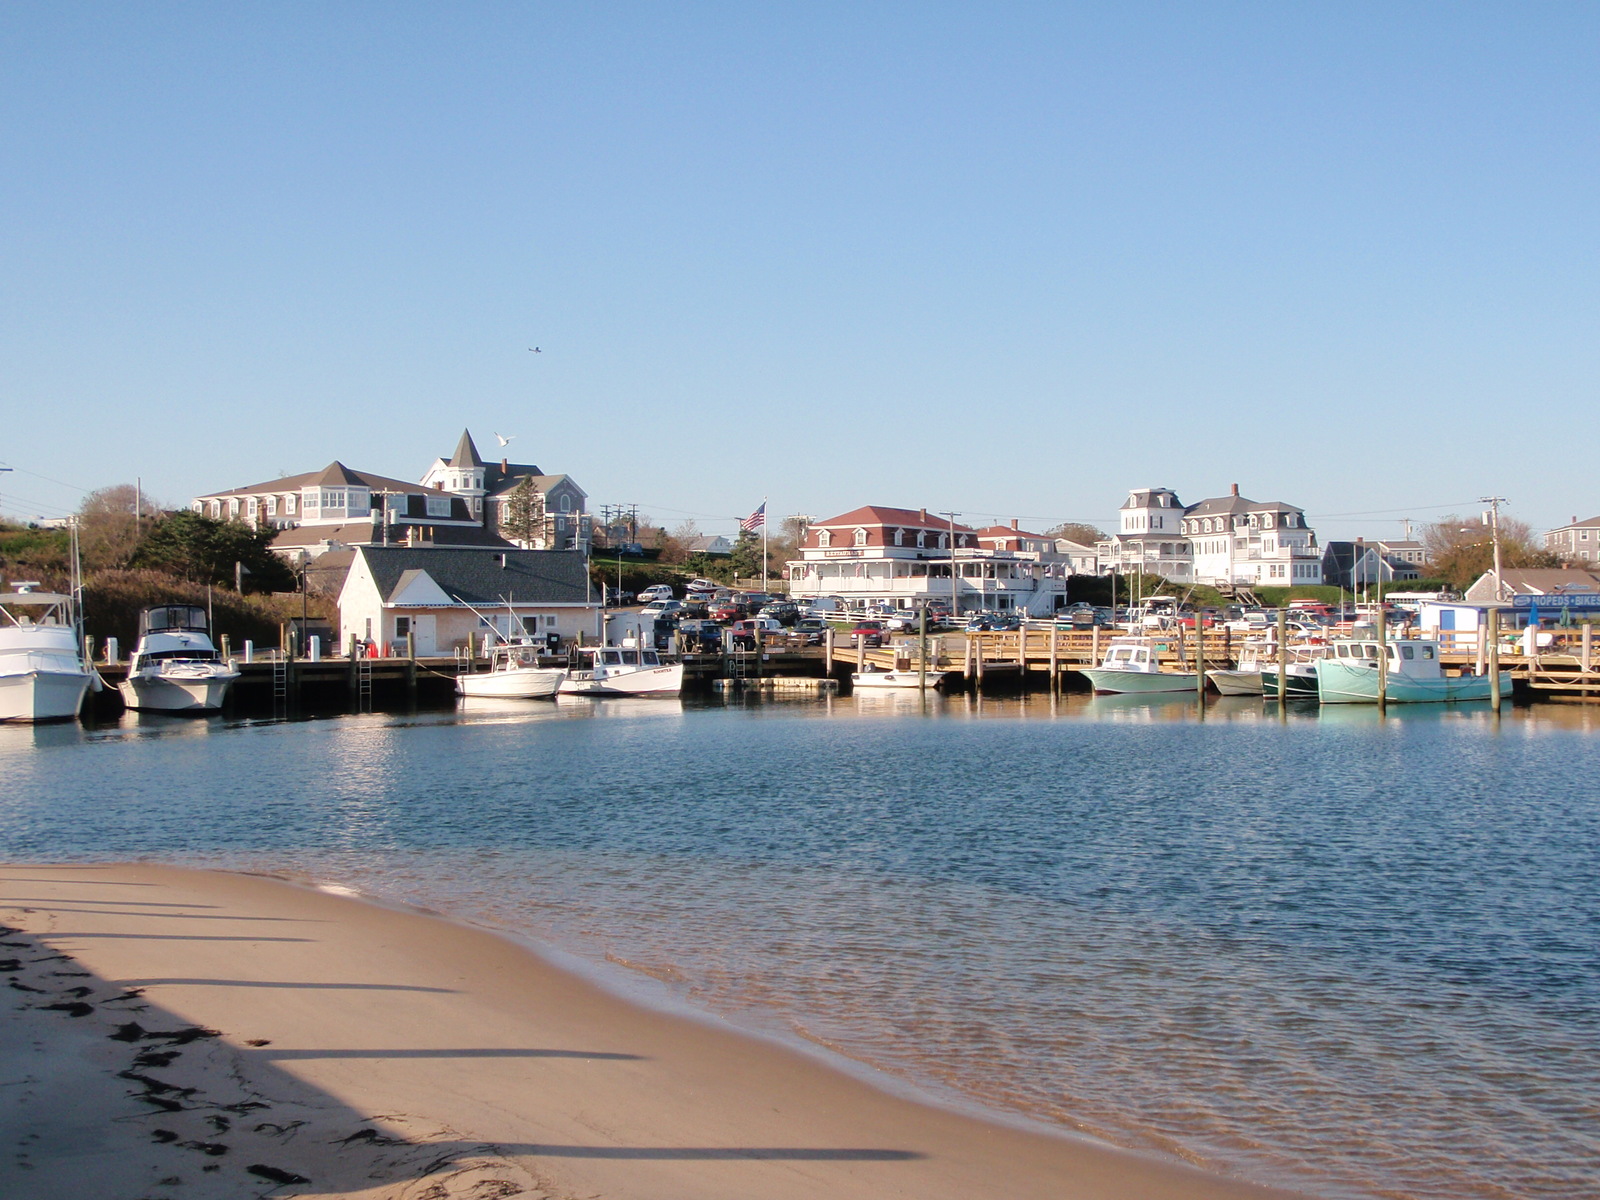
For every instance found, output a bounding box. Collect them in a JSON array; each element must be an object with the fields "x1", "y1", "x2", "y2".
[{"x1": 850, "y1": 621, "x2": 886, "y2": 647}]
